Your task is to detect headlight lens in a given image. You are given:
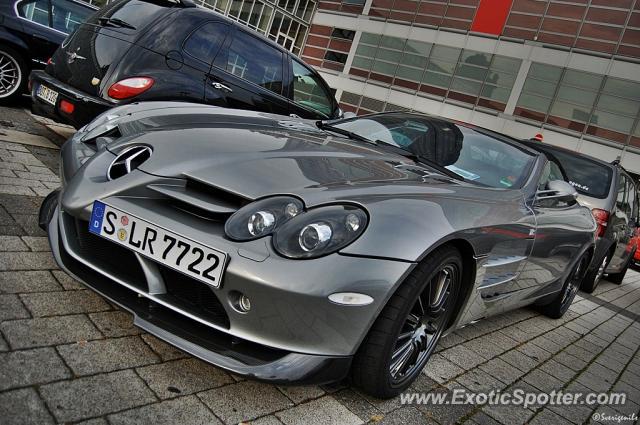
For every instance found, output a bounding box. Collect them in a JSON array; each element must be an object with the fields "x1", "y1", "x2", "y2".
[
  {"x1": 273, "y1": 205, "x2": 368, "y2": 259},
  {"x1": 225, "y1": 196, "x2": 304, "y2": 241},
  {"x1": 225, "y1": 197, "x2": 368, "y2": 258}
]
